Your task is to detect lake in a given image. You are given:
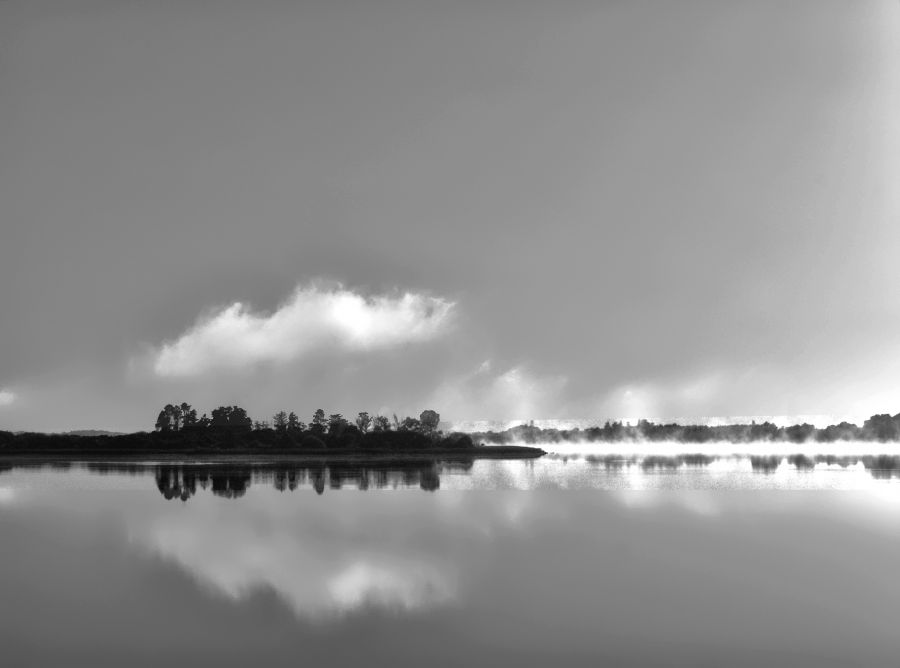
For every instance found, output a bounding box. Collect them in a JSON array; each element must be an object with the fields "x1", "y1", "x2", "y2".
[{"x1": 2, "y1": 449, "x2": 900, "y2": 667}]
